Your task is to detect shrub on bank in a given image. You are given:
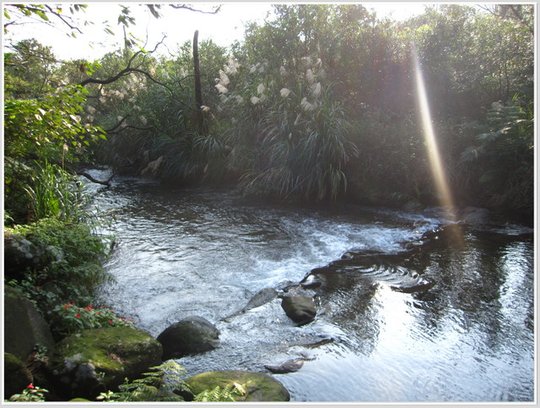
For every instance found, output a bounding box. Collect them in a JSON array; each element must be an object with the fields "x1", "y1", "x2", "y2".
[{"x1": 5, "y1": 217, "x2": 112, "y2": 328}]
